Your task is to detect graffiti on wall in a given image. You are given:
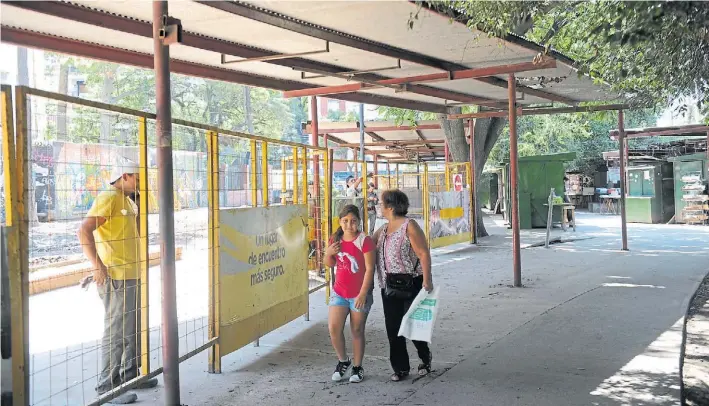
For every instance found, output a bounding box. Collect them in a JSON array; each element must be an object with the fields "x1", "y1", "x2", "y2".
[
  {"x1": 34, "y1": 141, "x2": 212, "y2": 220},
  {"x1": 428, "y1": 190, "x2": 470, "y2": 249}
]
